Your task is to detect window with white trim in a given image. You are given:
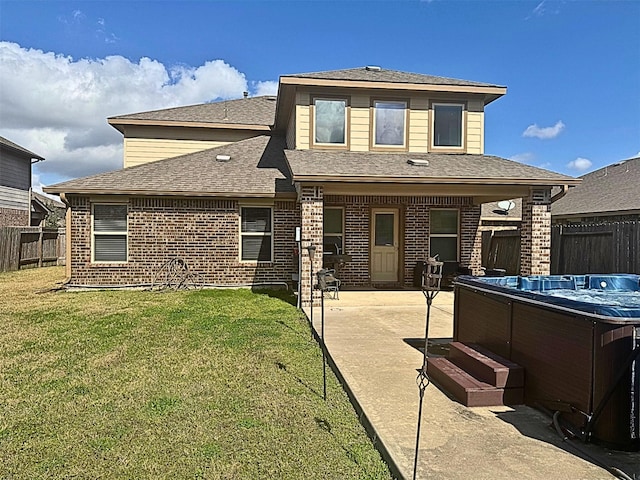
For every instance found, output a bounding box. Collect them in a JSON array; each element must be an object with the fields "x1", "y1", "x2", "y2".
[
  {"x1": 92, "y1": 204, "x2": 128, "y2": 263},
  {"x1": 323, "y1": 207, "x2": 344, "y2": 255},
  {"x1": 313, "y1": 98, "x2": 347, "y2": 146},
  {"x1": 240, "y1": 206, "x2": 272, "y2": 262},
  {"x1": 432, "y1": 103, "x2": 464, "y2": 148},
  {"x1": 429, "y1": 209, "x2": 459, "y2": 262},
  {"x1": 373, "y1": 100, "x2": 406, "y2": 147}
]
